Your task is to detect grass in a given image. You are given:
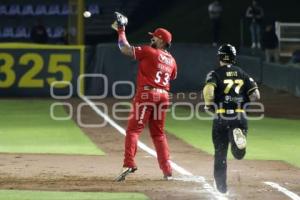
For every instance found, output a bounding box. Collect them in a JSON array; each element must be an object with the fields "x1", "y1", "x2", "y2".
[
  {"x1": 165, "y1": 107, "x2": 300, "y2": 168},
  {"x1": 0, "y1": 100, "x2": 104, "y2": 155},
  {"x1": 0, "y1": 190, "x2": 149, "y2": 200}
]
